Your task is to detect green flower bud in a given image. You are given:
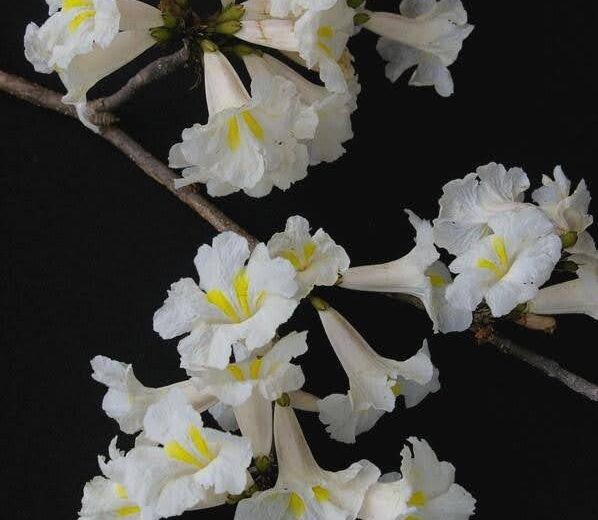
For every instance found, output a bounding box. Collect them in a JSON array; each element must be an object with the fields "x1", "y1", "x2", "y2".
[
  {"x1": 214, "y1": 20, "x2": 242, "y2": 35},
  {"x1": 217, "y1": 4, "x2": 246, "y2": 23},
  {"x1": 560, "y1": 231, "x2": 578, "y2": 249},
  {"x1": 309, "y1": 296, "x2": 329, "y2": 311},
  {"x1": 276, "y1": 393, "x2": 291, "y2": 407},
  {"x1": 347, "y1": 0, "x2": 365, "y2": 8},
  {"x1": 162, "y1": 12, "x2": 178, "y2": 29},
  {"x1": 150, "y1": 27, "x2": 173, "y2": 43},
  {"x1": 200, "y1": 39, "x2": 219, "y2": 53},
  {"x1": 254, "y1": 455, "x2": 271, "y2": 473},
  {"x1": 353, "y1": 12, "x2": 370, "y2": 25}
]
